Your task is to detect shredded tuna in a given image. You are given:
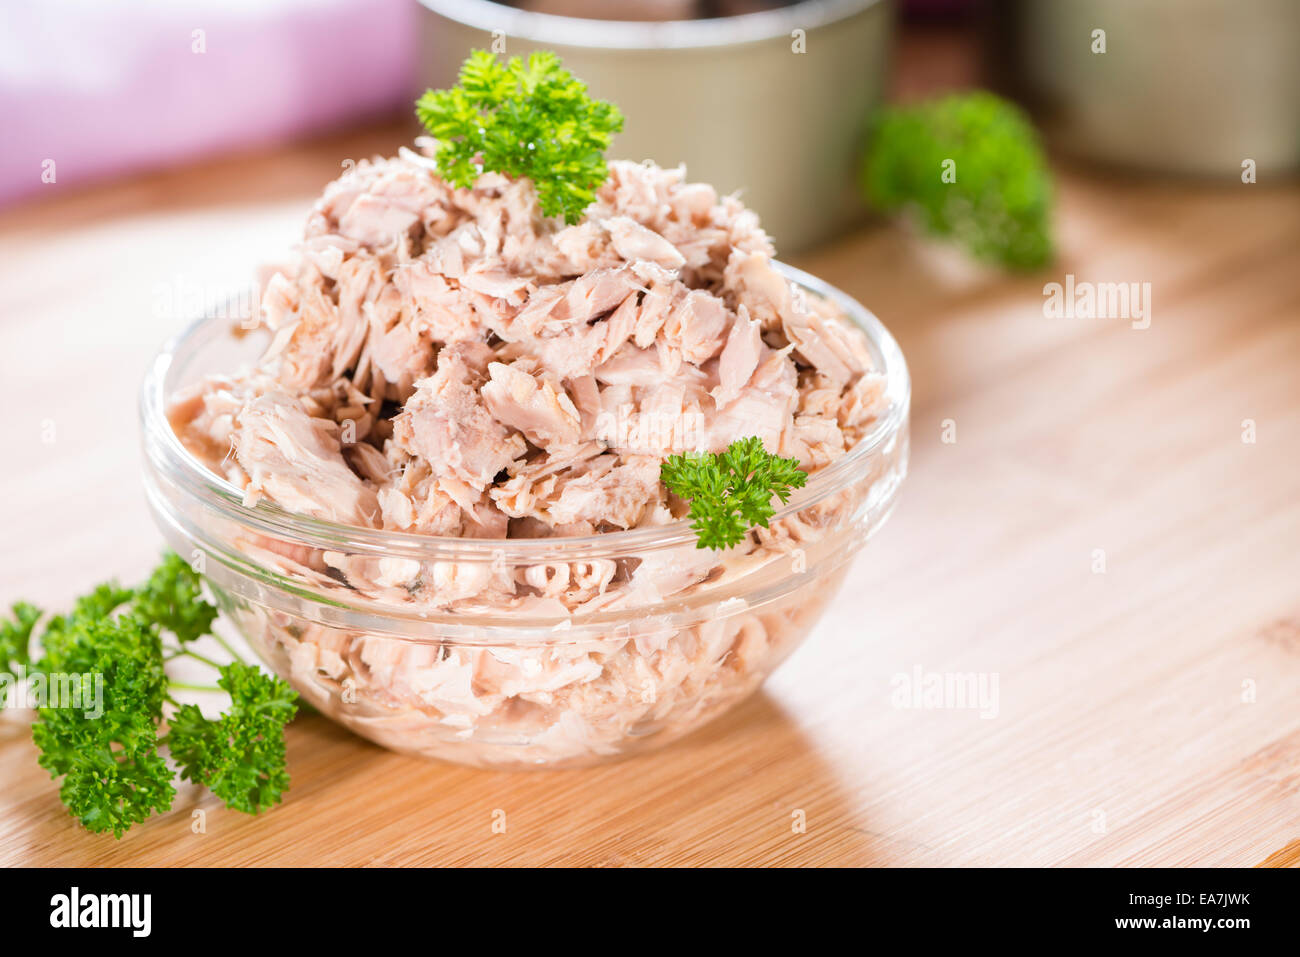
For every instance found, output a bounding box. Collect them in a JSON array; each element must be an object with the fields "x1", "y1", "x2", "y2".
[{"x1": 167, "y1": 150, "x2": 894, "y2": 766}]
